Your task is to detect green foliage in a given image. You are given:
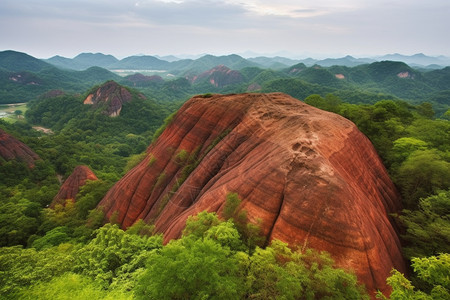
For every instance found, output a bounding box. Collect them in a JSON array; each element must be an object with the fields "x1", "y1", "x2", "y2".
[
  {"x1": 136, "y1": 237, "x2": 245, "y2": 300},
  {"x1": 396, "y1": 150, "x2": 449, "y2": 207},
  {"x1": 222, "y1": 192, "x2": 266, "y2": 251},
  {"x1": 0, "y1": 199, "x2": 40, "y2": 247},
  {"x1": 304, "y1": 93, "x2": 342, "y2": 113},
  {"x1": 399, "y1": 190, "x2": 450, "y2": 259},
  {"x1": 245, "y1": 240, "x2": 368, "y2": 299},
  {"x1": 74, "y1": 224, "x2": 163, "y2": 286},
  {"x1": 0, "y1": 244, "x2": 75, "y2": 298},
  {"x1": 125, "y1": 219, "x2": 155, "y2": 236},
  {"x1": 18, "y1": 273, "x2": 133, "y2": 300},
  {"x1": 377, "y1": 253, "x2": 449, "y2": 300},
  {"x1": 223, "y1": 192, "x2": 241, "y2": 220},
  {"x1": 137, "y1": 213, "x2": 368, "y2": 300},
  {"x1": 152, "y1": 111, "x2": 177, "y2": 143},
  {"x1": 31, "y1": 226, "x2": 71, "y2": 250},
  {"x1": 182, "y1": 211, "x2": 221, "y2": 239}
]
